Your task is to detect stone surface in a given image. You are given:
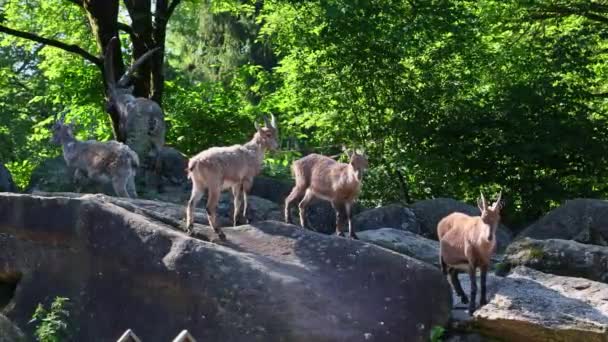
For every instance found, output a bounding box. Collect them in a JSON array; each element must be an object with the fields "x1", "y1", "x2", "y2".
[
  {"x1": 157, "y1": 146, "x2": 188, "y2": 185},
  {"x1": 517, "y1": 199, "x2": 608, "y2": 246},
  {"x1": 410, "y1": 198, "x2": 512, "y2": 251},
  {"x1": 353, "y1": 205, "x2": 420, "y2": 234},
  {"x1": 358, "y1": 228, "x2": 439, "y2": 266},
  {"x1": 499, "y1": 238, "x2": 608, "y2": 282},
  {"x1": 0, "y1": 314, "x2": 24, "y2": 342},
  {"x1": 0, "y1": 192, "x2": 452, "y2": 342},
  {"x1": 473, "y1": 267, "x2": 608, "y2": 341},
  {"x1": 0, "y1": 164, "x2": 17, "y2": 193},
  {"x1": 250, "y1": 176, "x2": 294, "y2": 204}
]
